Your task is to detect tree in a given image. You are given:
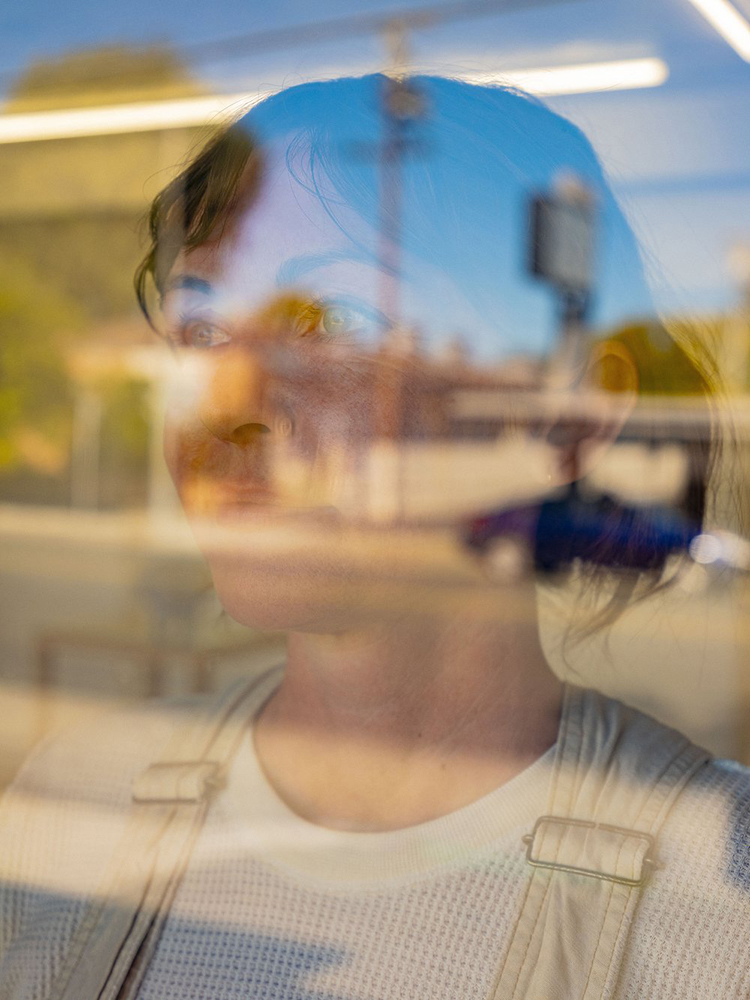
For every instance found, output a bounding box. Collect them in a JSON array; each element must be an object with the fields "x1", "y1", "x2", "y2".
[
  {"x1": 0, "y1": 258, "x2": 82, "y2": 478},
  {"x1": 602, "y1": 320, "x2": 715, "y2": 397},
  {"x1": 5, "y1": 44, "x2": 202, "y2": 113}
]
